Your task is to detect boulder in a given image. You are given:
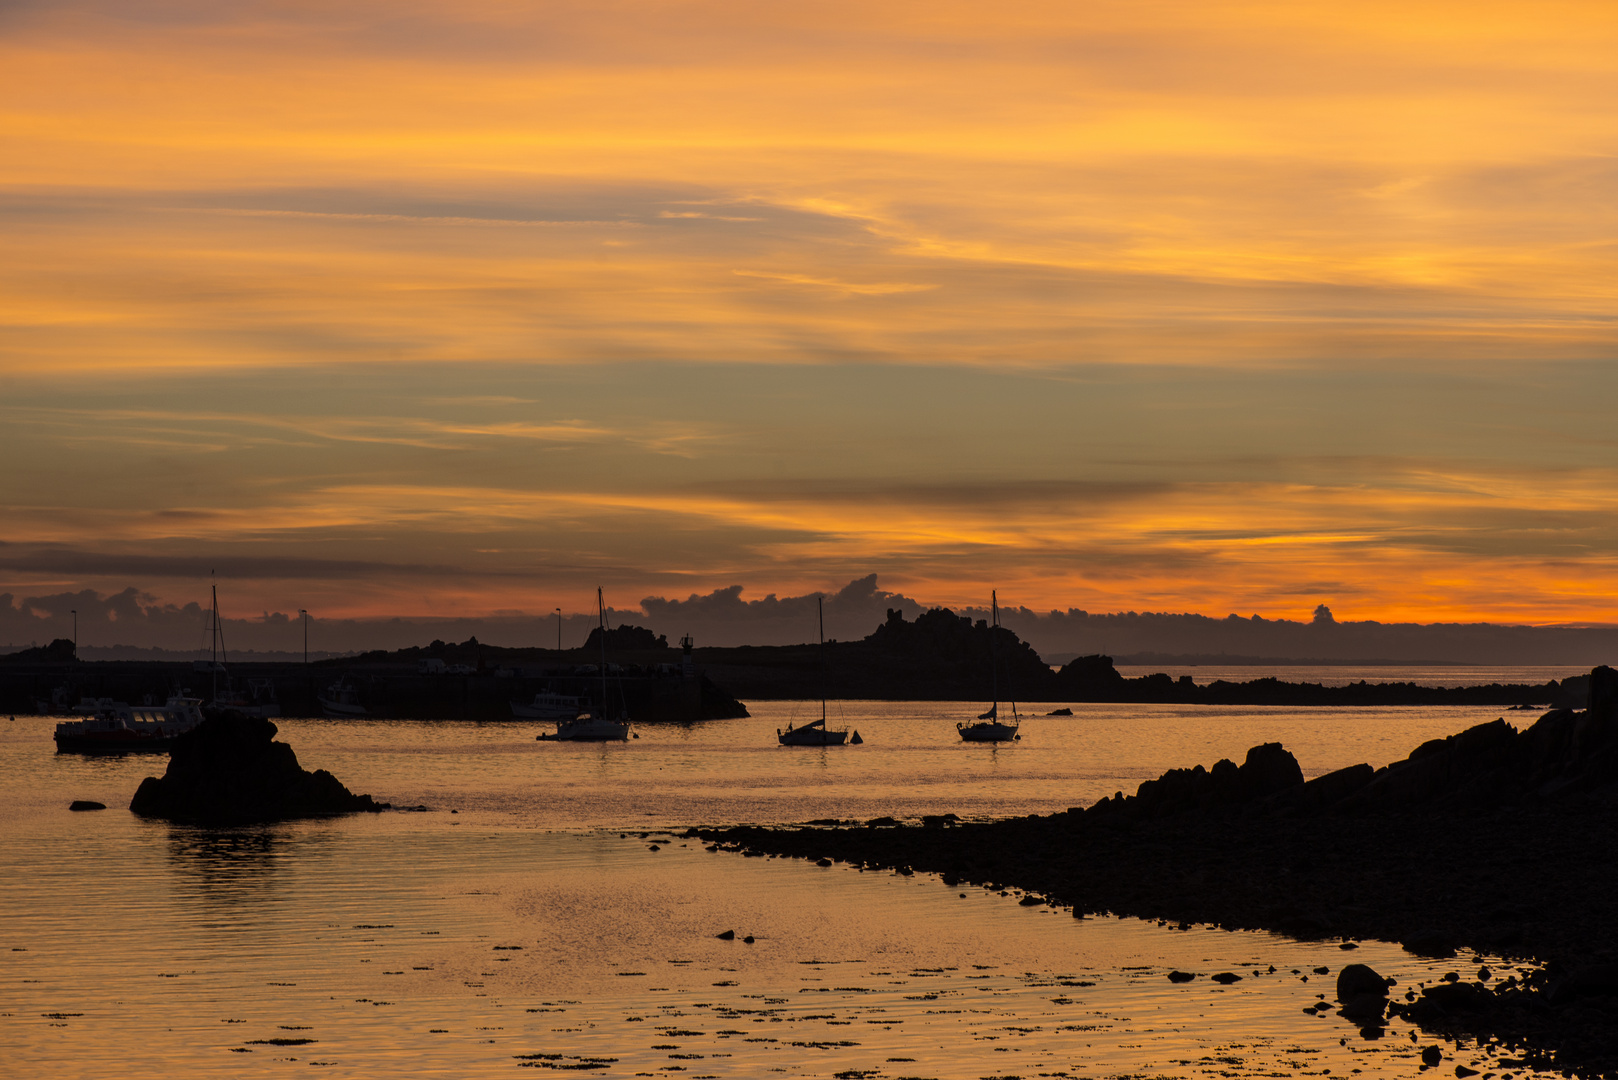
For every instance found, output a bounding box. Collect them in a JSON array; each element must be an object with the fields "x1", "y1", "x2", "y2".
[
  {"x1": 1337, "y1": 963, "x2": 1390, "y2": 1019},
  {"x1": 129, "y1": 716, "x2": 387, "y2": 825},
  {"x1": 1239, "y1": 742, "x2": 1305, "y2": 797},
  {"x1": 1337, "y1": 963, "x2": 1390, "y2": 1001}
]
